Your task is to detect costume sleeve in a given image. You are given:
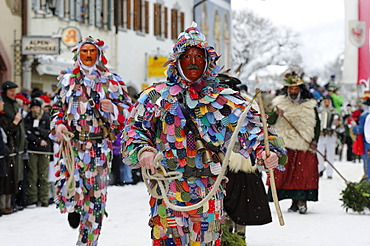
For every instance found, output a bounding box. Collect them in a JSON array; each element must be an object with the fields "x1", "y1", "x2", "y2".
[
  {"x1": 49, "y1": 88, "x2": 67, "y2": 141},
  {"x1": 104, "y1": 73, "x2": 132, "y2": 129},
  {"x1": 224, "y1": 94, "x2": 287, "y2": 172},
  {"x1": 122, "y1": 87, "x2": 157, "y2": 168}
]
